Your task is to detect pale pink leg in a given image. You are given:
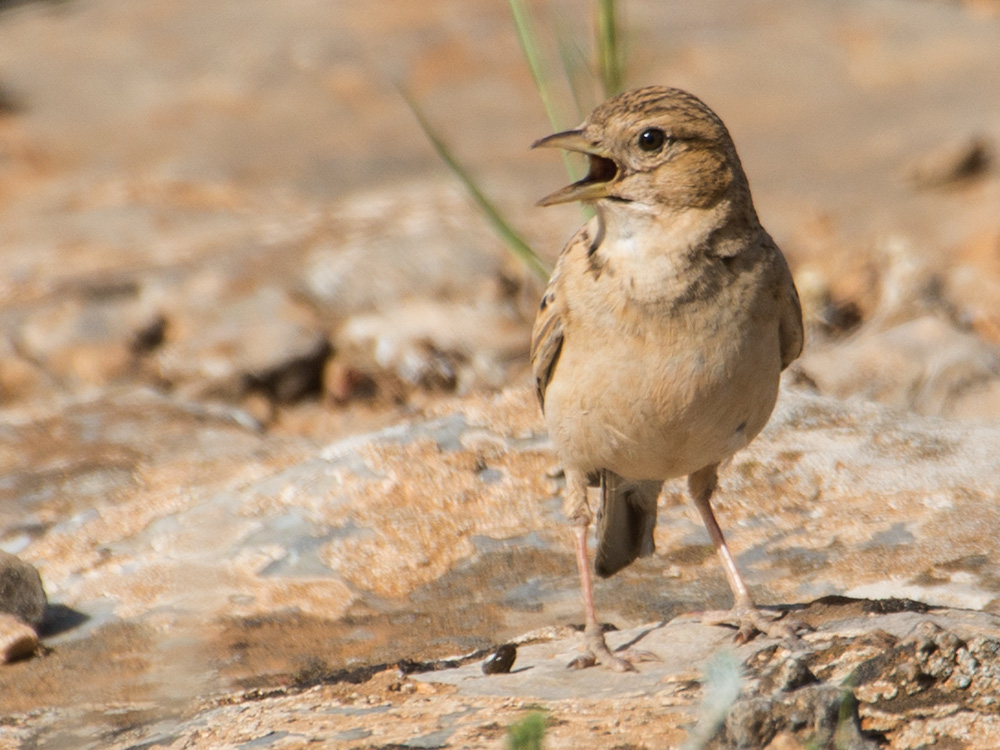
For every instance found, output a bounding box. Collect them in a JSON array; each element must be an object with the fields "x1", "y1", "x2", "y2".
[
  {"x1": 688, "y1": 466, "x2": 800, "y2": 642},
  {"x1": 562, "y1": 470, "x2": 639, "y2": 671},
  {"x1": 568, "y1": 522, "x2": 639, "y2": 671}
]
